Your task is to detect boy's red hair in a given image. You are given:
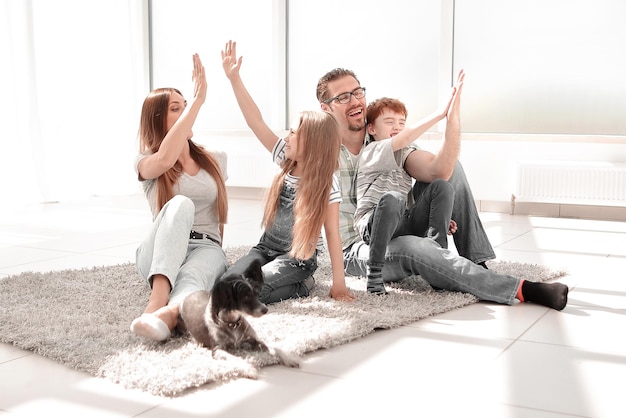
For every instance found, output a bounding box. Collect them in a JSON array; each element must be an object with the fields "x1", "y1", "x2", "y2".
[{"x1": 366, "y1": 97, "x2": 408, "y2": 125}]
